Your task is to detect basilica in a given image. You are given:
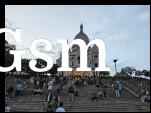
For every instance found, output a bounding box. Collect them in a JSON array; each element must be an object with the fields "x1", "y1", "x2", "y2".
[{"x1": 56, "y1": 24, "x2": 109, "y2": 77}]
